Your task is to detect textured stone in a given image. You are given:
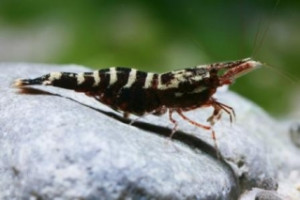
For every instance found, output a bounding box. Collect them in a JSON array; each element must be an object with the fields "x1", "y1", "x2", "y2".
[
  {"x1": 239, "y1": 188, "x2": 283, "y2": 200},
  {"x1": 0, "y1": 63, "x2": 299, "y2": 200}
]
